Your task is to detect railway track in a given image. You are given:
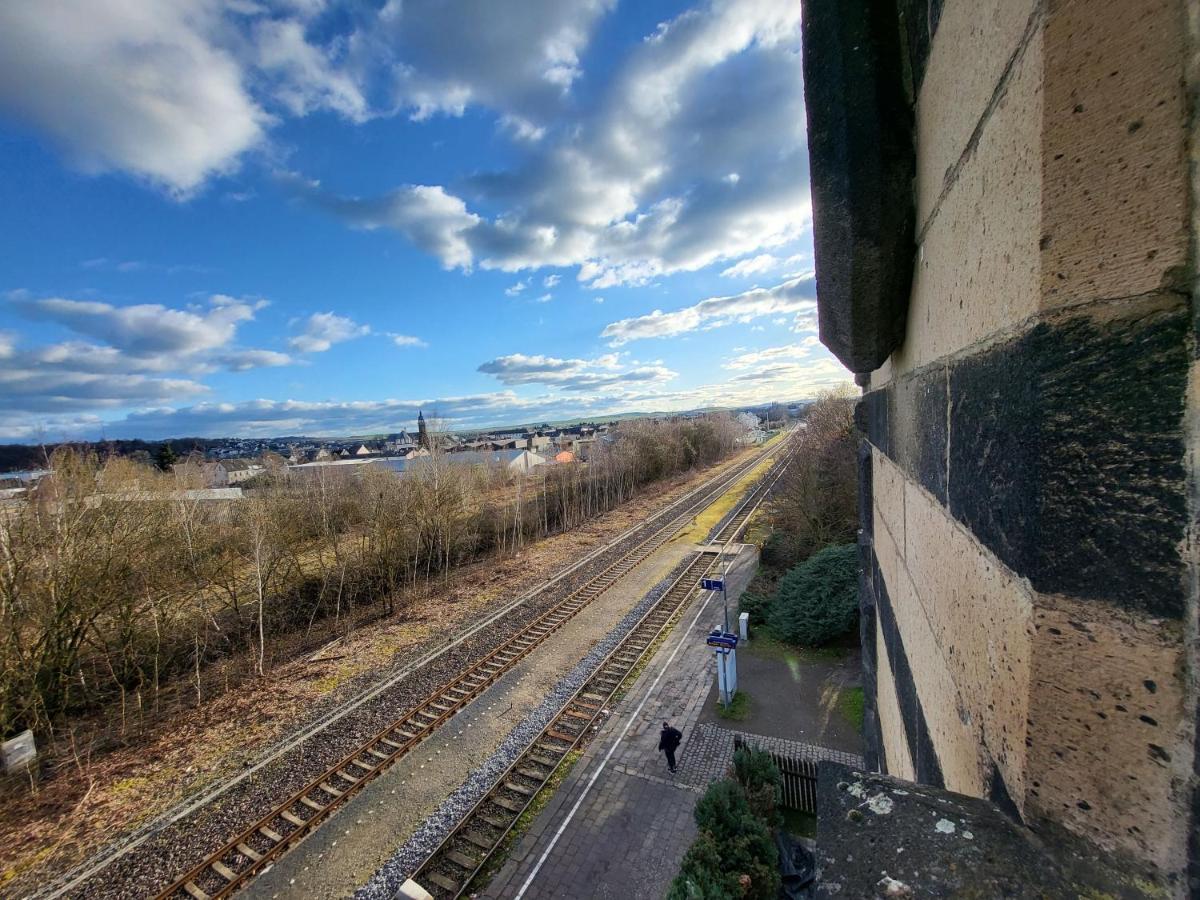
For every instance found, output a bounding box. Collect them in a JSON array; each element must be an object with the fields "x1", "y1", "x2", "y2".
[
  {"x1": 153, "y1": 434, "x2": 792, "y2": 900},
  {"x1": 409, "y1": 550, "x2": 722, "y2": 899},
  {"x1": 711, "y1": 441, "x2": 796, "y2": 544},
  {"x1": 406, "y1": 438, "x2": 793, "y2": 900}
]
